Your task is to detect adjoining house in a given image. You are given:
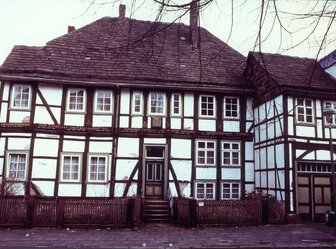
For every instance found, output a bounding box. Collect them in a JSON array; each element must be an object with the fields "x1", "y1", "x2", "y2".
[{"x1": 1, "y1": 2, "x2": 336, "y2": 223}]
